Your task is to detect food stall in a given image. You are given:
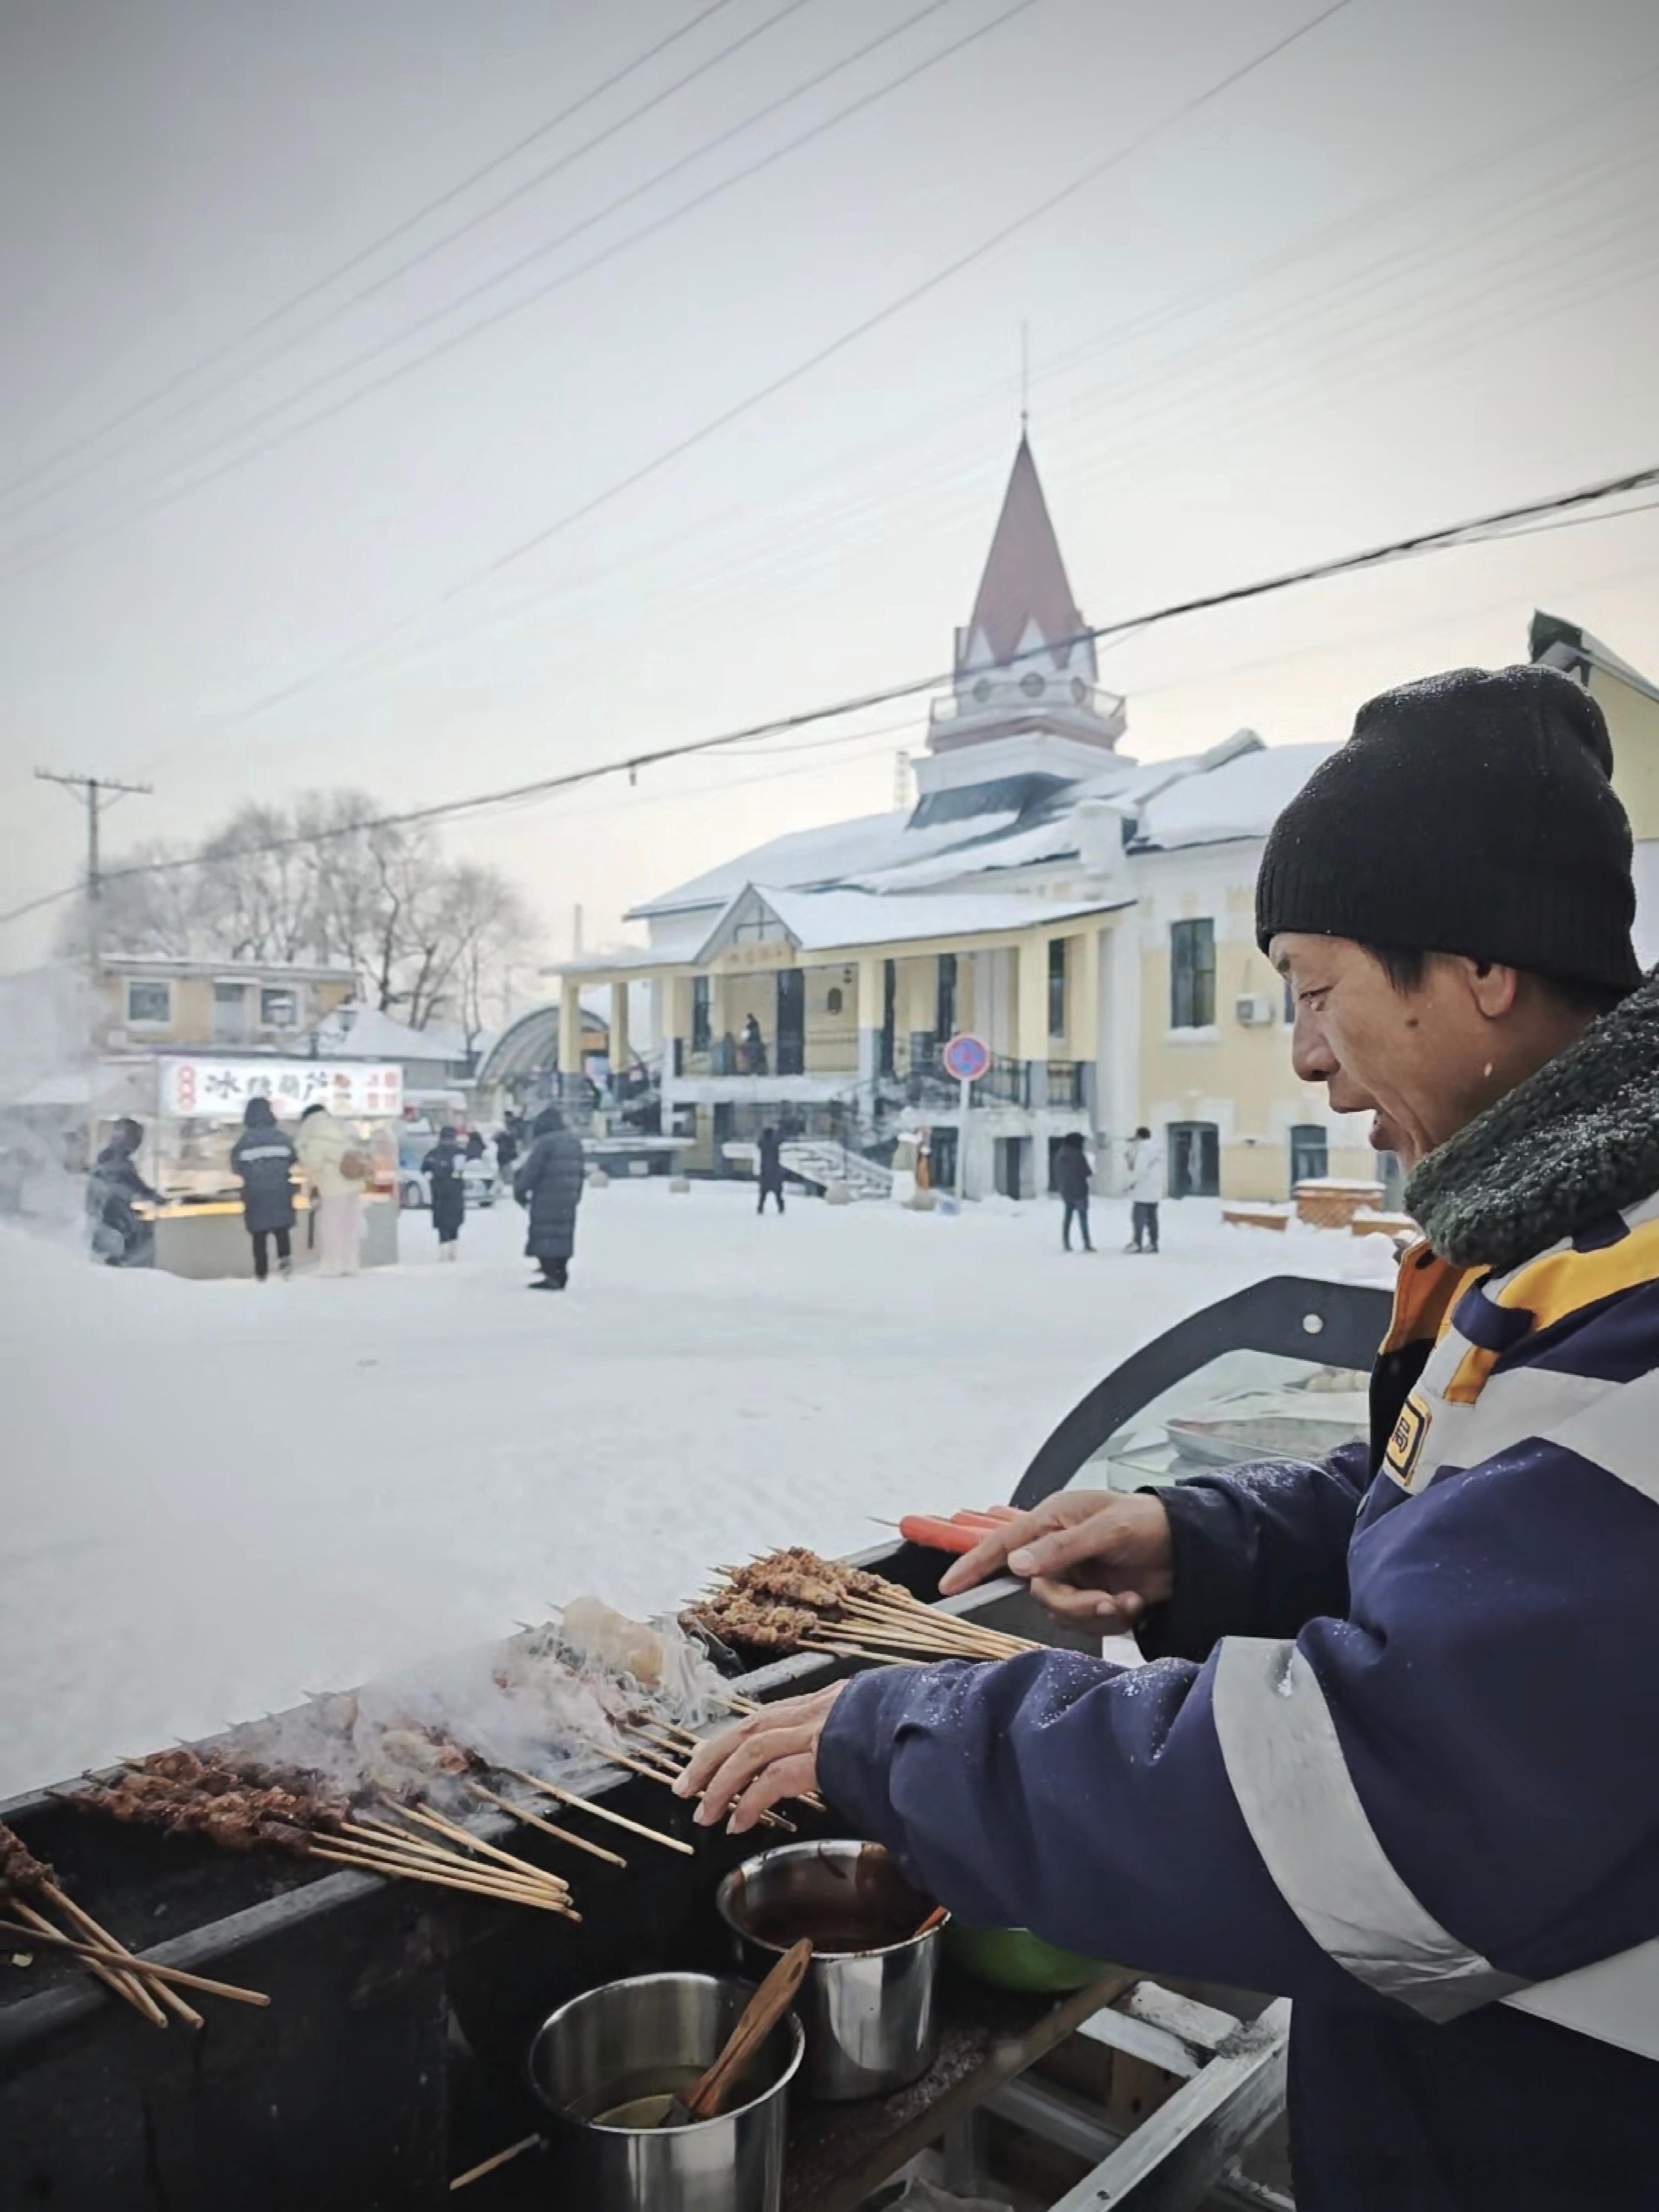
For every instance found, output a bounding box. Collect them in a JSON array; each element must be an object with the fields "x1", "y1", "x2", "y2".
[{"x1": 112, "y1": 1054, "x2": 404, "y2": 1278}]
